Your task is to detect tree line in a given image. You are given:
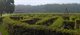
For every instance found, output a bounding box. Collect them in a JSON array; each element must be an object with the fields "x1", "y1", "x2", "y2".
[{"x1": 15, "y1": 3, "x2": 80, "y2": 13}]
